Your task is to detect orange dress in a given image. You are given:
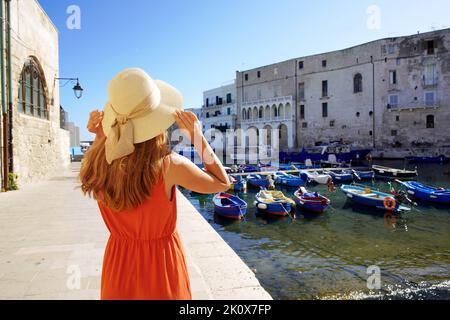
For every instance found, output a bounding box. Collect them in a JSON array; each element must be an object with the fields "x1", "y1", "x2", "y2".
[{"x1": 97, "y1": 180, "x2": 192, "y2": 300}]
